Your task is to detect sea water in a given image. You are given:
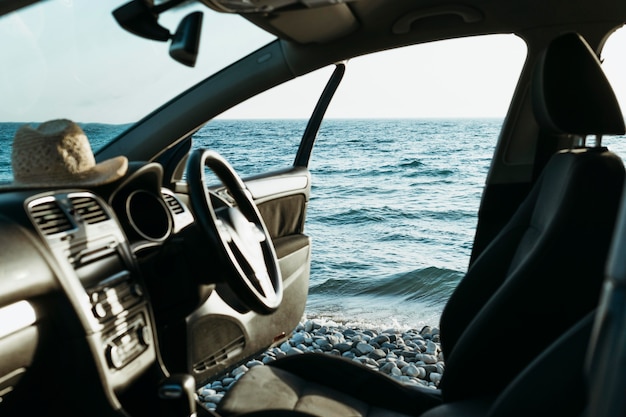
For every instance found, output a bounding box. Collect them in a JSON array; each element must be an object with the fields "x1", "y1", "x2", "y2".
[{"x1": 2, "y1": 119, "x2": 625, "y2": 331}]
